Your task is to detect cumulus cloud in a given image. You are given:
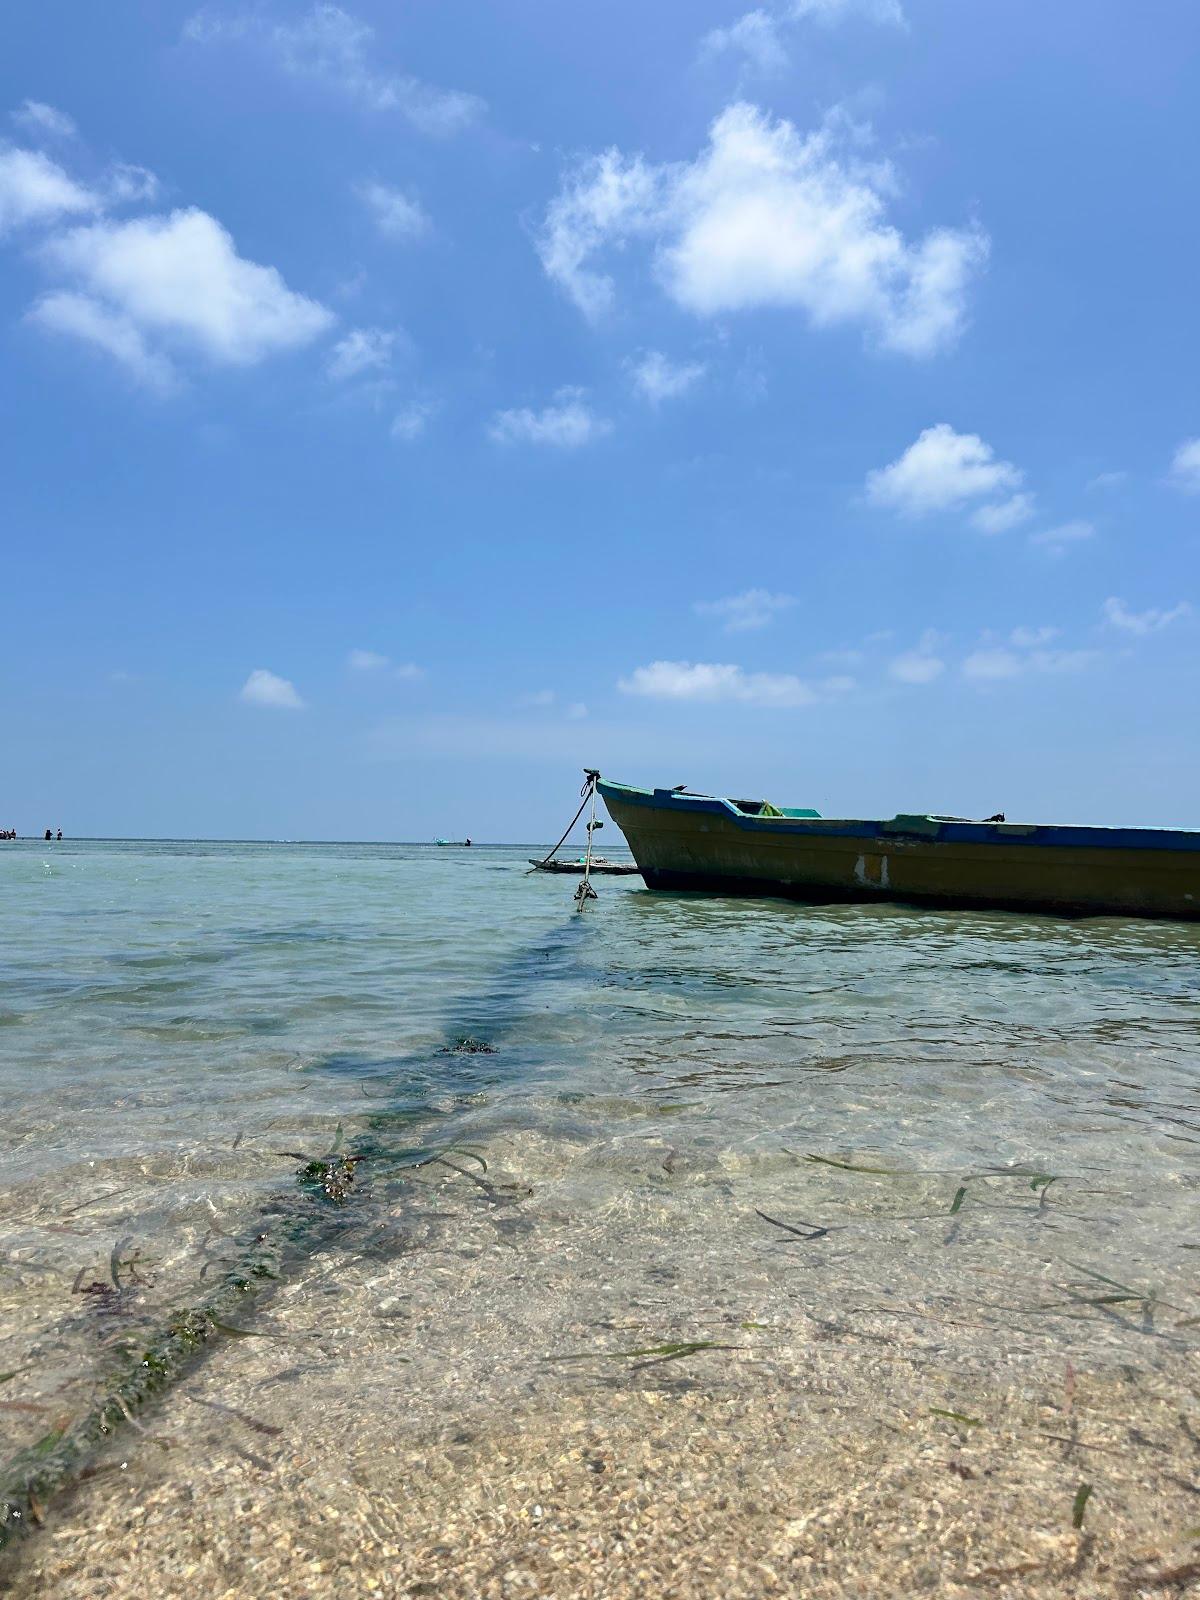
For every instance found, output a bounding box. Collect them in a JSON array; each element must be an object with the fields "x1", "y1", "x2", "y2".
[
  {"x1": 963, "y1": 637, "x2": 1096, "y2": 682},
  {"x1": 694, "y1": 588, "x2": 795, "y2": 632},
  {"x1": 105, "y1": 163, "x2": 160, "y2": 206},
  {"x1": 701, "y1": 0, "x2": 904, "y2": 73},
  {"x1": 240, "y1": 668, "x2": 305, "y2": 709},
  {"x1": 391, "y1": 400, "x2": 434, "y2": 441},
  {"x1": 0, "y1": 145, "x2": 97, "y2": 234},
  {"x1": 389, "y1": 401, "x2": 433, "y2": 441},
  {"x1": 348, "y1": 649, "x2": 424, "y2": 678},
  {"x1": 888, "y1": 630, "x2": 945, "y2": 683},
  {"x1": 791, "y1": 0, "x2": 905, "y2": 20},
  {"x1": 1009, "y1": 625, "x2": 1058, "y2": 649},
  {"x1": 0, "y1": 130, "x2": 160, "y2": 251},
  {"x1": 10, "y1": 101, "x2": 77, "y2": 141},
  {"x1": 618, "y1": 659, "x2": 817, "y2": 707},
  {"x1": 700, "y1": 11, "x2": 790, "y2": 73},
  {"x1": 630, "y1": 349, "x2": 706, "y2": 404},
  {"x1": 866, "y1": 423, "x2": 1021, "y2": 516},
  {"x1": 488, "y1": 387, "x2": 611, "y2": 448},
  {"x1": 1028, "y1": 519, "x2": 1094, "y2": 552},
  {"x1": 1102, "y1": 597, "x2": 1190, "y2": 635},
  {"x1": 1169, "y1": 437, "x2": 1200, "y2": 493},
  {"x1": 186, "y1": 5, "x2": 484, "y2": 136},
  {"x1": 28, "y1": 291, "x2": 176, "y2": 391},
  {"x1": 327, "y1": 326, "x2": 394, "y2": 380},
  {"x1": 539, "y1": 103, "x2": 985, "y2": 355},
  {"x1": 969, "y1": 492, "x2": 1035, "y2": 534},
  {"x1": 962, "y1": 648, "x2": 1021, "y2": 681},
  {"x1": 37, "y1": 208, "x2": 333, "y2": 381},
  {"x1": 355, "y1": 179, "x2": 429, "y2": 240}
]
